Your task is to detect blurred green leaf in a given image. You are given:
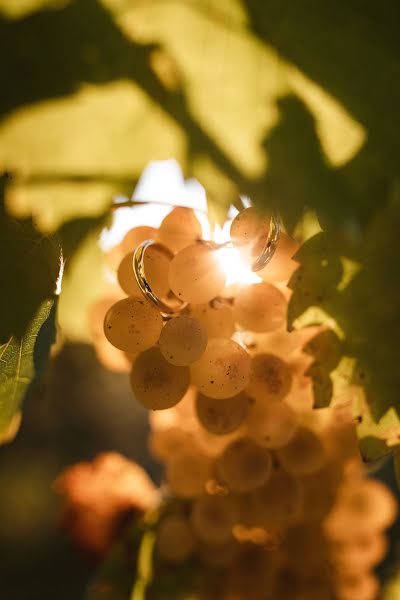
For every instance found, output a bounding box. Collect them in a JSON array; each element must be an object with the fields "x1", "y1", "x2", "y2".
[{"x1": 0, "y1": 297, "x2": 56, "y2": 442}]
